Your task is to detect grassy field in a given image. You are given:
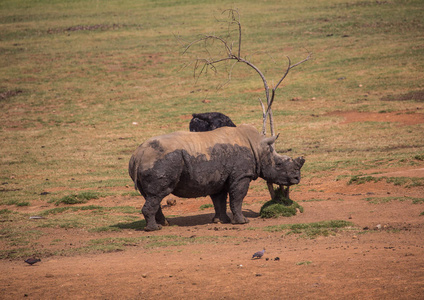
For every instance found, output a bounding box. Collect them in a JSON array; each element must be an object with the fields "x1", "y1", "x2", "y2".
[{"x1": 1, "y1": 0, "x2": 423, "y2": 258}]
